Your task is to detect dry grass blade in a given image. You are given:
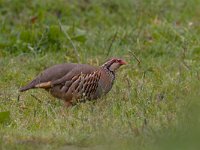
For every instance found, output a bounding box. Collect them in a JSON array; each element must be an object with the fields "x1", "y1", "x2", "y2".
[
  {"x1": 107, "y1": 30, "x2": 118, "y2": 56},
  {"x1": 31, "y1": 94, "x2": 42, "y2": 103},
  {"x1": 58, "y1": 20, "x2": 80, "y2": 63},
  {"x1": 128, "y1": 50, "x2": 141, "y2": 66}
]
